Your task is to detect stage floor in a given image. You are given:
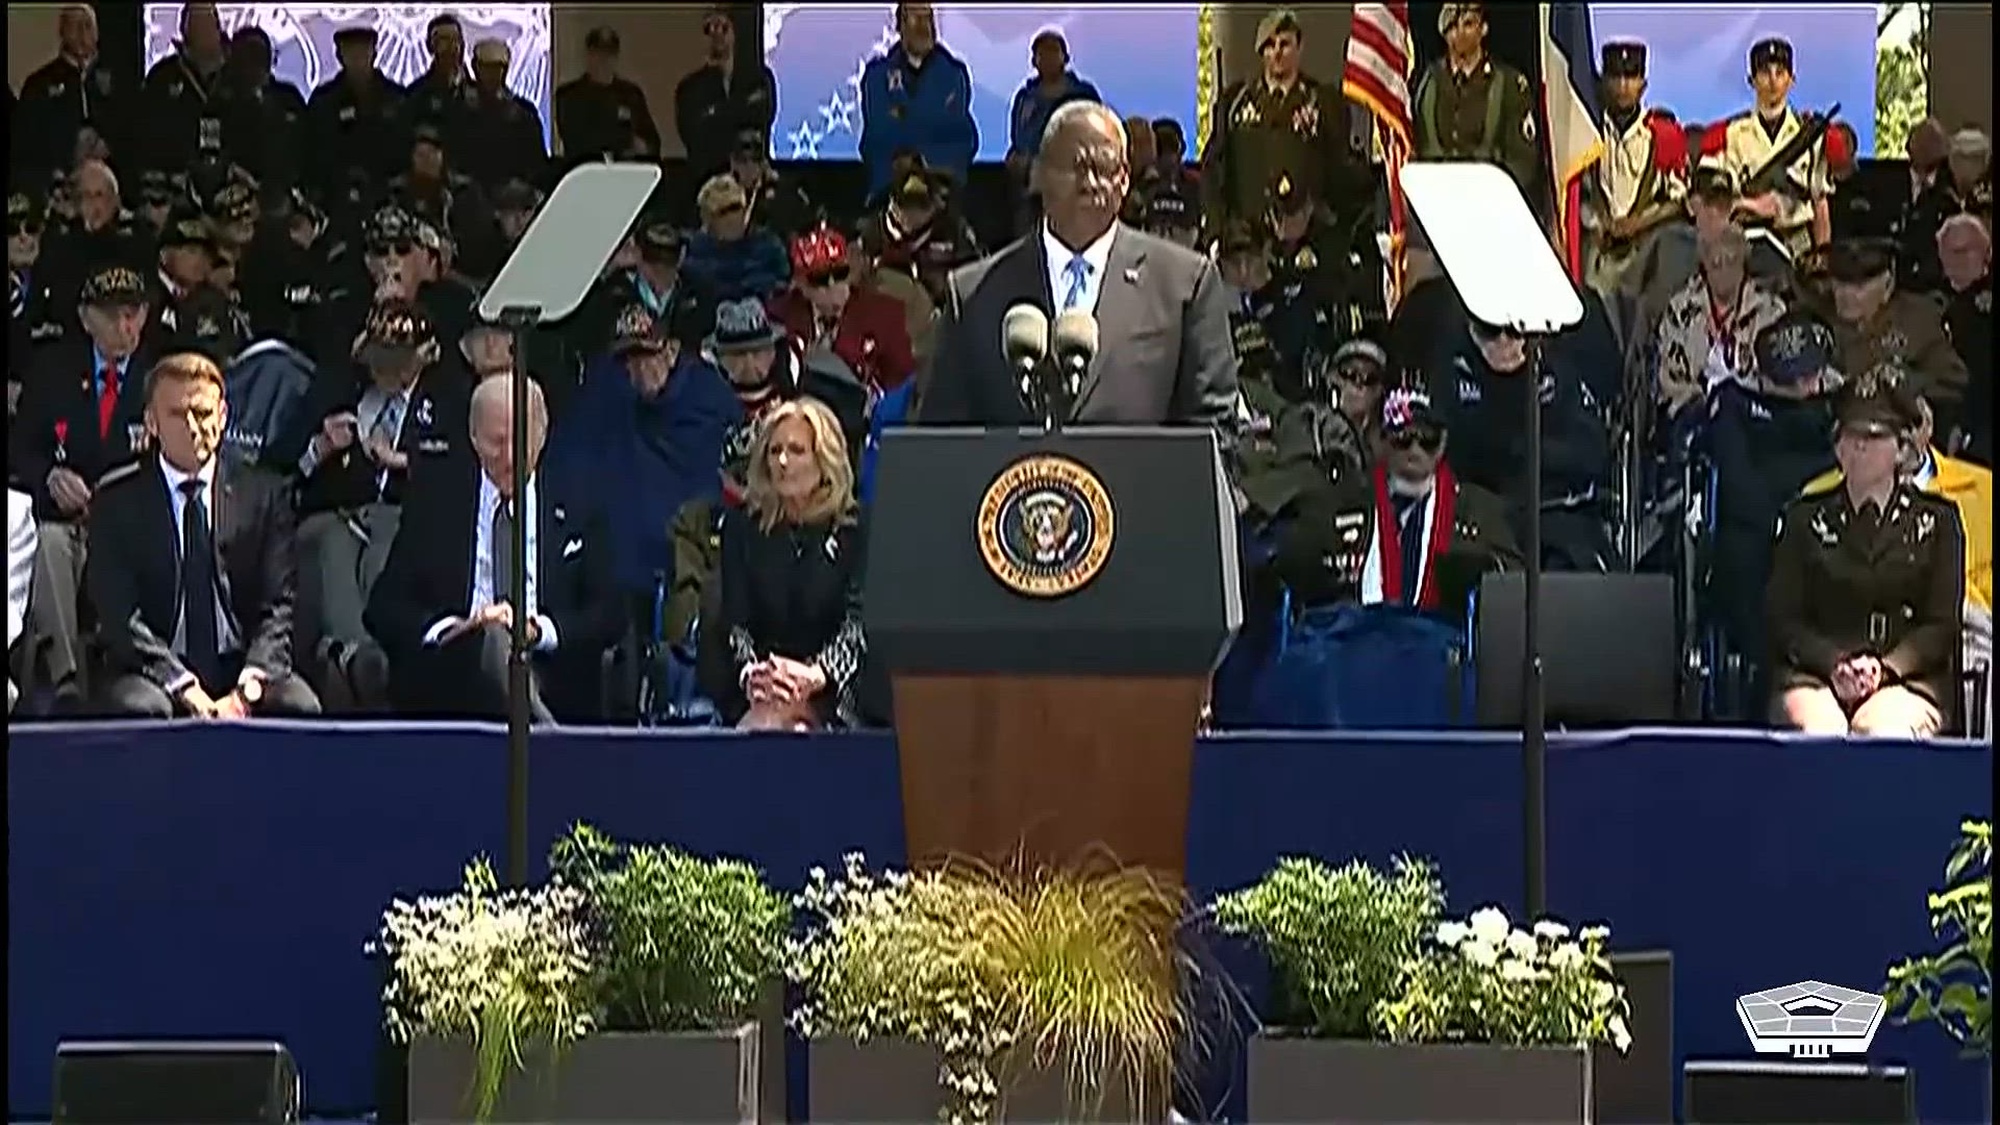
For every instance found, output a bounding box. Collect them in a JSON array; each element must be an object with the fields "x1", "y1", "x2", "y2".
[{"x1": 6, "y1": 721, "x2": 1992, "y2": 1122}]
